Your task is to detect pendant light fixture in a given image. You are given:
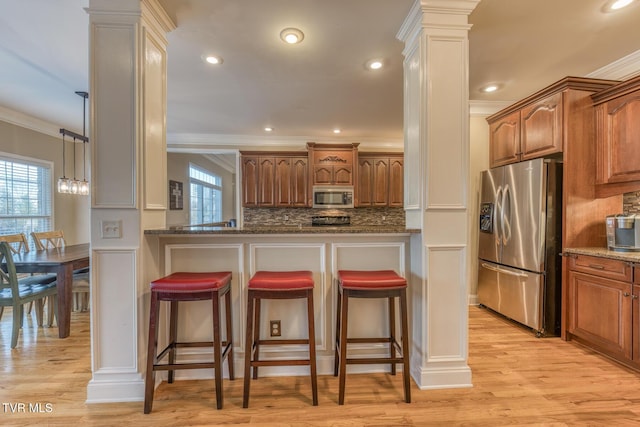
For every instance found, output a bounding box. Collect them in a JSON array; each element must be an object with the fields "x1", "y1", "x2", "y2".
[{"x1": 58, "y1": 91, "x2": 89, "y2": 195}]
